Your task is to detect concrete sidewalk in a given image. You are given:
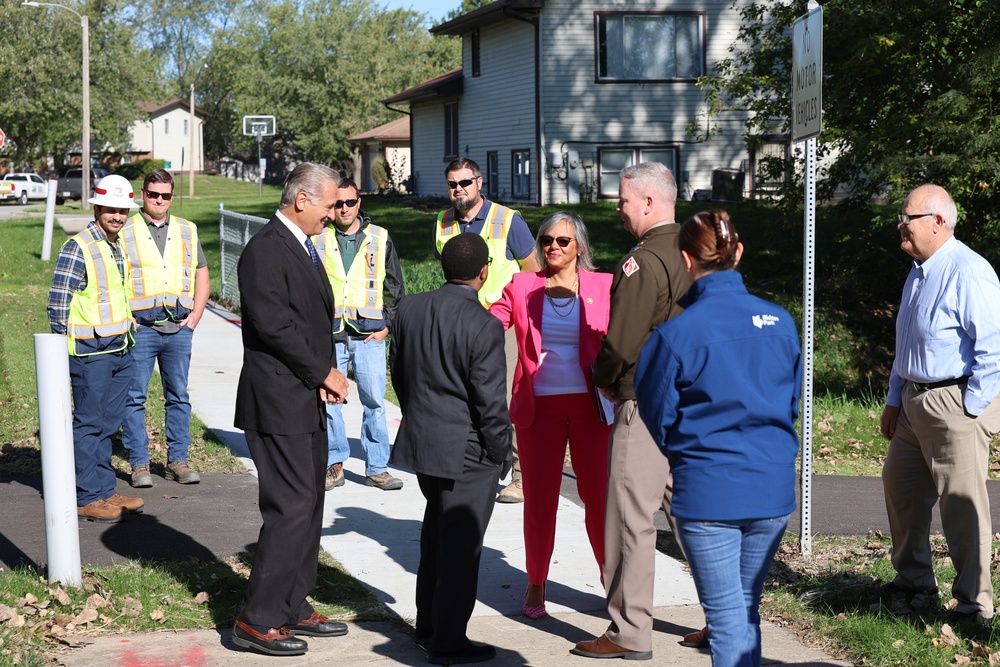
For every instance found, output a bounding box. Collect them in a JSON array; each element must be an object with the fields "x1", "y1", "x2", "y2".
[{"x1": 54, "y1": 302, "x2": 850, "y2": 666}]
